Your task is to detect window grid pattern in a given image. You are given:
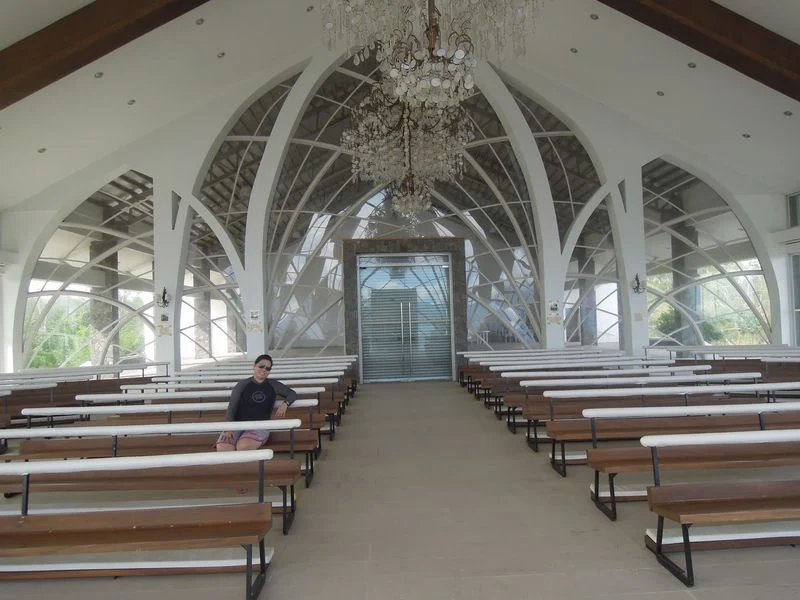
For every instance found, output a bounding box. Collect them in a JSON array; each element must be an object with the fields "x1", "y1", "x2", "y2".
[{"x1": 643, "y1": 159, "x2": 770, "y2": 346}]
